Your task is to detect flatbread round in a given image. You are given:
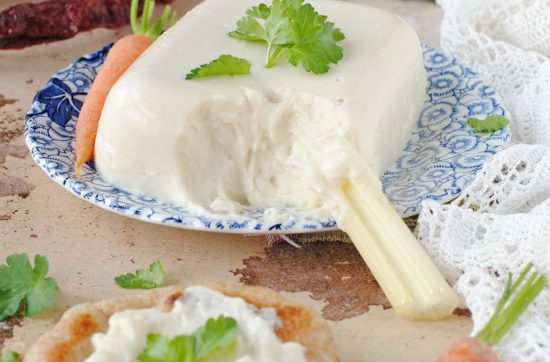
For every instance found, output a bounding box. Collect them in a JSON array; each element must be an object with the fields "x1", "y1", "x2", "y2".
[{"x1": 24, "y1": 284, "x2": 338, "y2": 362}]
